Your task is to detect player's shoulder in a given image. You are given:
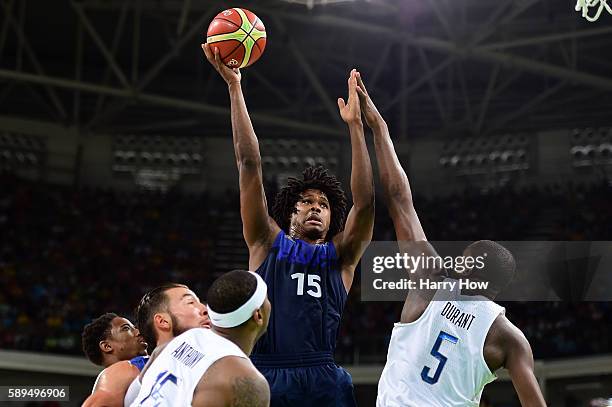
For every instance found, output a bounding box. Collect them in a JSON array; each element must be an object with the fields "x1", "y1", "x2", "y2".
[
  {"x1": 486, "y1": 313, "x2": 532, "y2": 366},
  {"x1": 99, "y1": 360, "x2": 140, "y2": 382},
  {"x1": 198, "y1": 356, "x2": 269, "y2": 406}
]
